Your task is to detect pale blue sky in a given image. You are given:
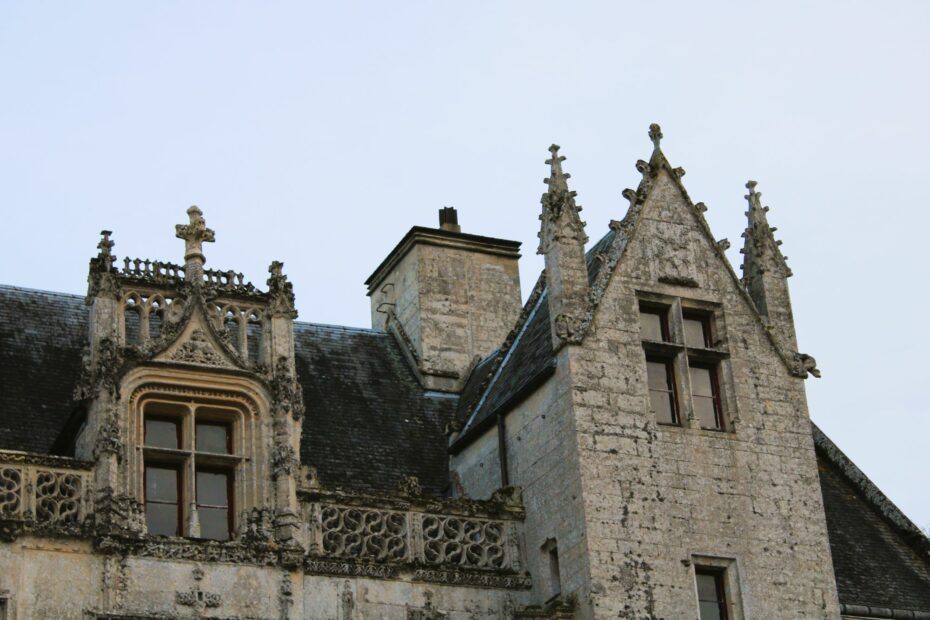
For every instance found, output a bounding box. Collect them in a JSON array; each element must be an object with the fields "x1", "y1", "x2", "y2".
[{"x1": 2, "y1": 2, "x2": 928, "y2": 529}]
